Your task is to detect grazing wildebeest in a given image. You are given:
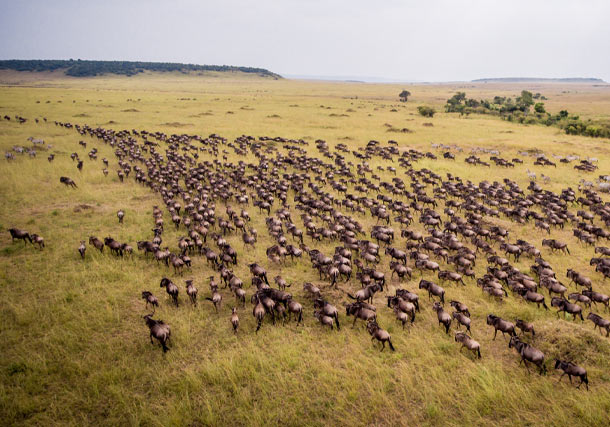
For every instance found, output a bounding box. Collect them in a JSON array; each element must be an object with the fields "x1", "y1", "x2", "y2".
[
  {"x1": 8, "y1": 228, "x2": 32, "y2": 245},
  {"x1": 59, "y1": 176, "x2": 77, "y2": 188}
]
